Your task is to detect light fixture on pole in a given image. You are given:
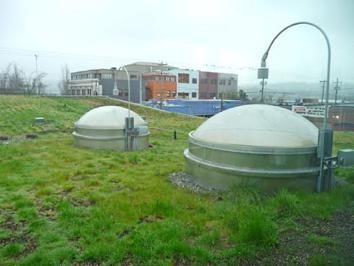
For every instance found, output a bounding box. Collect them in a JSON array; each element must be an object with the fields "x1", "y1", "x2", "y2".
[
  {"x1": 119, "y1": 65, "x2": 134, "y2": 151},
  {"x1": 258, "y1": 21, "x2": 332, "y2": 192},
  {"x1": 119, "y1": 66, "x2": 131, "y2": 117}
]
